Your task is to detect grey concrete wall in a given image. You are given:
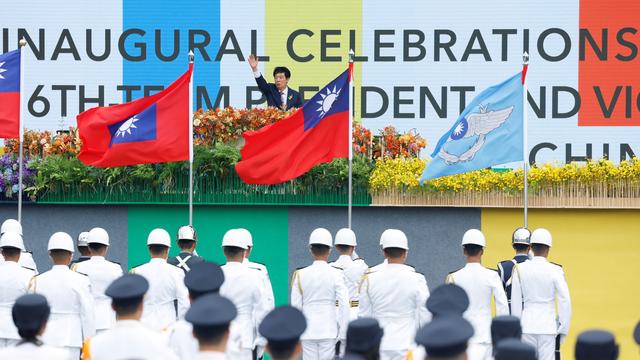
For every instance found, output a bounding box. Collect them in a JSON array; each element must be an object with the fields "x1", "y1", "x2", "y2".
[
  {"x1": 288, "y1": 206, "x2": 481, "y2": 290},
  {"x1": 0, "y1": 204, "x2": 129, "y2": 271}
]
